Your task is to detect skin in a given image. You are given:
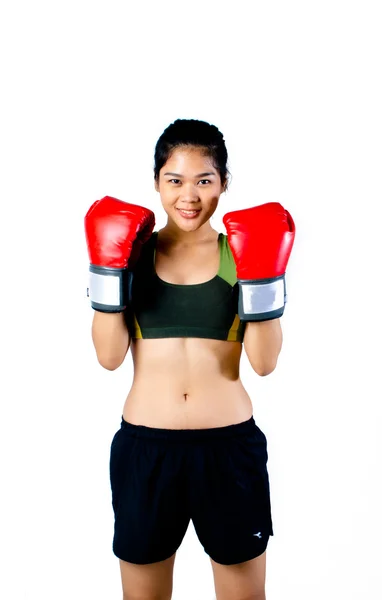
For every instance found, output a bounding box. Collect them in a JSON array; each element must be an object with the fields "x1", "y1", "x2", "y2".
[
  {"x1": 123, "y1": 145, "x2": 256, "y2": 430},
  {"x1": 92, "y1": 145, "x2": 280, "y2": 599}
]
